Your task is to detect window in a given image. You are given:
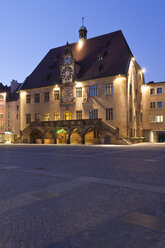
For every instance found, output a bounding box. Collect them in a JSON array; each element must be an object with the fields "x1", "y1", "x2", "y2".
[
  {"x1": 54, "y1": 112, "x2": 60, "y2": 121},
  {"x1": 0, "y1": 123, "x2": 4, "y2": 130},
  {"x1": 54, "y1": 90, "x2": 59, "y2": 100},
  {"x1": 44, "y1": 92, "x2": 49, "y2": 102},
  {"x1": 0, "y1": 95, "x2": 4, "y2": 100},
  {"x1": 64, "y1": 112, "x2": 71, "y2": 120},
  {"x1": 35, "y1": 113, "x2": 40, "y2": 122},
  {"x1": 150, "y1": 88, "x2": 155, "y2": 95},
  {"x1": 44, "y1": 113, "x2": 50, "y2": 121},
  {"x1": 157, "y1": 88, "x2": 163, "y2": 94},
  {"x1": 89, "y1": 109, "x2": 98, "y2": 119},
  {"x1": 26, "y1": 95, "x2": 31, "y2": 104},
  {"x1": 130, "y1": 84, "x2": 132, "y2": 96},
  {"x1": 150, "y1": 101, "x2": 163, "y2": 109},
  {"x1": 89, "y1": 86, "x2": 98, "y2": 96},
  {"x1": 106, "y1": 83, "x2": 113, "y2": 95},
  {"x1": 135, "y1": 89, "x2": 138, "y2": 99},
  {"x1": 106, "y1": 108, "x2": 113, "y2": 120},
  {"x1": 35, "y1": 94, "x2": 40, "y2": 103},
  {"x1": 76, "y1": 88, "x2": 82, "y2": 98},
  {"x1": 0, "y1": 114, "x2": 3, "y2": 118},
  {"x1": 94, "y1": 69, "x2": 99, "y2": 75},
  {"x1": 130, "y1": 108, "x2": 132, "y2": 122},
  {"x1": 16, "y1": 114, "x2": 19, "y2": 120},
  {"x1": 26, "y1": 114, "x2": 31, "y2": 124},
  {"x1": 150, "y1": 102, "x2": 156, "y2": 109},
  {"x1": 76, "y1": 110, "x2": 82, "y2": 119},
  {"x1": 98, "y1": 56, "x2": 103, "y2": 61},
  {"x1": 150, "y1": 115, "x2": 163, "y2": 123},
  {"x1": 150, "y1": 88, "x2": 163, "y2": 95},
  {"x1": 16, "y1": 105, "x2": 19, "y2": 111},
  {"x1": 157, "y1": 101, "x2": 163, "y2": 108}
]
